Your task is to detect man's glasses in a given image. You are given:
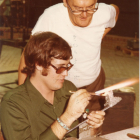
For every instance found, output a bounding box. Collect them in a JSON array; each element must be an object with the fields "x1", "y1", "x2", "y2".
[
  {"x1": 66, "y1": 1, "x2": 99, "y2": 15},
  {"x1": 50, "y1": 63, "x2": 73, "y2": 74}
]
